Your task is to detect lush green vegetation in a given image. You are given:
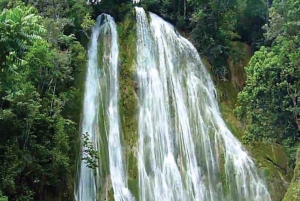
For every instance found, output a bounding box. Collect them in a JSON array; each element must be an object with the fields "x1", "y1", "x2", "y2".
[
  {"x1": 0, "y1": 0, "x2": 299, "y2": 200},
  {"x1": 0, "y1": 1, "x2": 87, "y2": 200},
  {"x1": 236, "y1": 0, "x2": 300, "y2": 164}
]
